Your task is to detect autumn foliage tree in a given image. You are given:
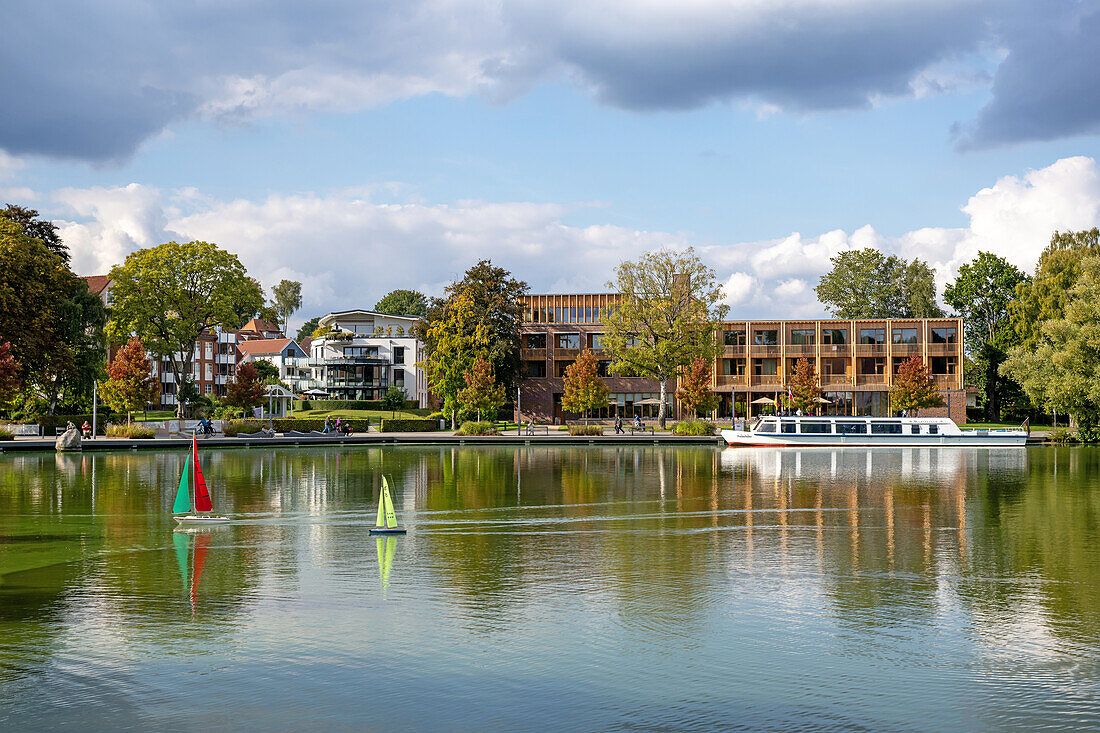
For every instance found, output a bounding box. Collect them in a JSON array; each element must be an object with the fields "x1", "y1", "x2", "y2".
[
  {"x1": 787, "y1": 357, "x2": 820, "y2": 414},
  {"x1": 562, "y1": 348, "x2": 610, "y2": 418},
  {"x1": 457, "y1": 355, "x2": 506, "y2": 422},
  {"x1": 890, "y1": 355, "x2": 944, "y2": 414},
  {"x1": 676, "y1": 357, "x2": 718, "y2": 417},
  {"x1": 100, "y1": 337, "x2": 155, "y2": 423},
  {"x1": 0, "y1": 341, "x2": 21, "y2": 404},
  {"x1": 225, "y1": 362, "x2": 268, "y2": 415}
]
